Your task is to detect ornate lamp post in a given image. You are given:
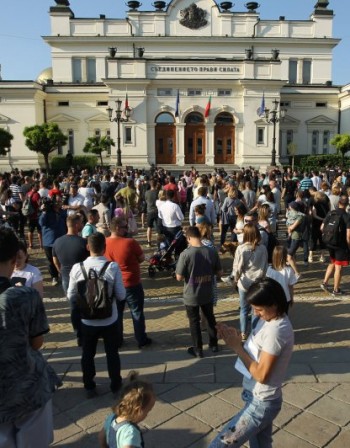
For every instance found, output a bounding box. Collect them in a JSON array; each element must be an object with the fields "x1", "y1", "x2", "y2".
[
  {"x1": 264, "y1": 99, "x2": 287, "y2": 166},
  {"x1": 107, "y1": 100, "x2": 131, "y2": 167}
]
